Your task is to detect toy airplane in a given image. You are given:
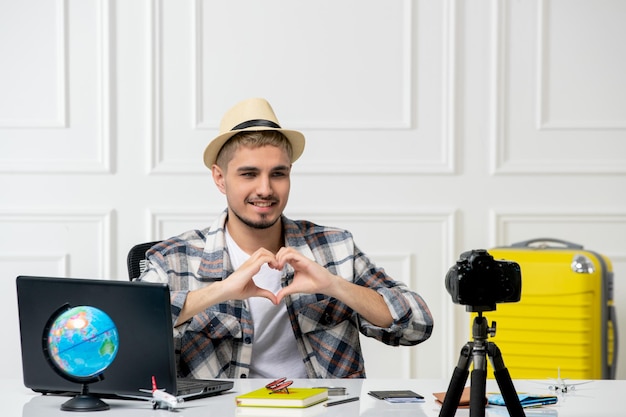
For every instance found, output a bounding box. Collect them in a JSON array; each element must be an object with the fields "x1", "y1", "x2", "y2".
[
  {"x1": 545, "y1": 368, "x2": 591, "y2": 394},
  {"x1": 122, "y1": 376, "x2": 195, "y2": 411}
]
